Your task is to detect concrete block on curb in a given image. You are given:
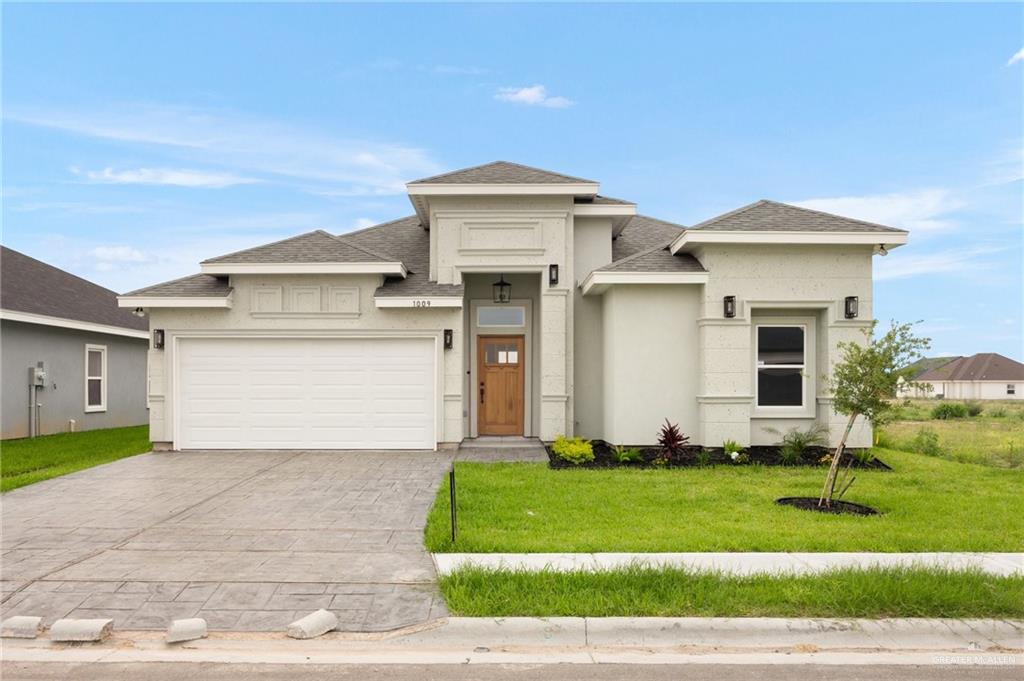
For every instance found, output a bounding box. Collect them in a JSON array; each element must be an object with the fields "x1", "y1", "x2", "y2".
[
  {"x1": 166, "y1": 618, "x2": 208, "y2": 643},
  {"x1": 287, "y1": 609, "x2": 338, "y2": 640},
  {"x1": 48, "y1": 618, "x2": 113, "y2": 642},
  {"x1": 2, "y1": 616, "x2": 43, "y2": 639}
]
